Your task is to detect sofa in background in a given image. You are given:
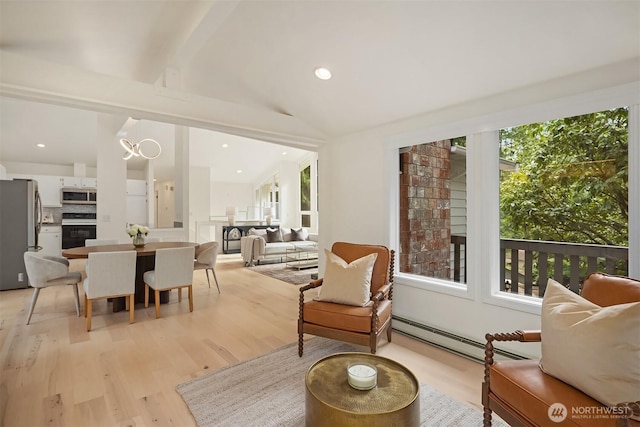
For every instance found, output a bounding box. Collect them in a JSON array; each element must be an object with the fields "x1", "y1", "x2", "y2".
[{"x1": 241, "y1": 227, "x2": 318, "y2": 266}]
